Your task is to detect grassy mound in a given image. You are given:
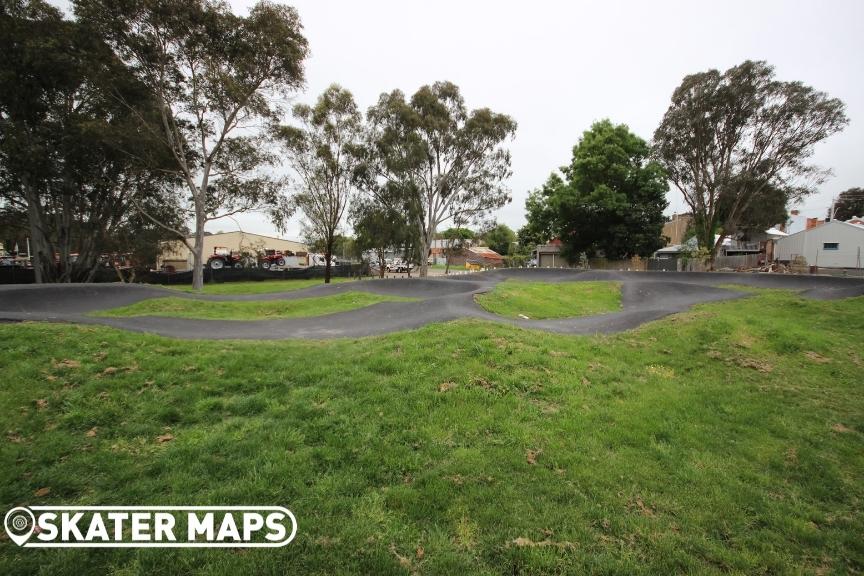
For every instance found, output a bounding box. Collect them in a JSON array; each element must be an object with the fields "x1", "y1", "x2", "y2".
[
  {"x1": 95, "y1": 291, "x2": 415, "y2": 320},
  {"x1": 165, "y1": 278, "x2": 351, "y2": 295},
  {"x1": 476, "y1": 280, "x2": 621, "y2": 319}
]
